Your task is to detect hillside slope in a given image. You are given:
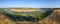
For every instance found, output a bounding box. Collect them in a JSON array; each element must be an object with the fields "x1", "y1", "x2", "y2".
[{"x1": 39, "y1": 10, "x2": 60, "y2": 24}]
